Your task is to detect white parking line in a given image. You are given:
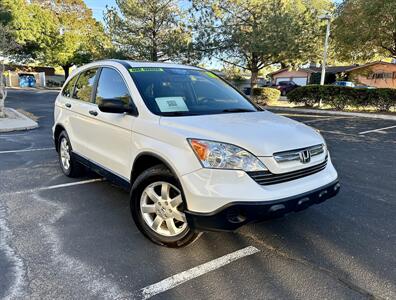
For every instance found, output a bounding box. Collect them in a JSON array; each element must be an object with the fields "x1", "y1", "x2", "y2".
[
  {"x1": 359, "y1": 125, "x2": 396, "y2": 135},
  {"x1": 303, "y1": 116, "x2": 354, "y2": 124},
  {"x1": 0, "y1": 133, "x2": 29, "y2": 138},
  {"x1": 0, "y1": 147, "x2": 55, "y2": 154},
  {"x1": 279, "y1": 113, "x2": 329, "y2": 118},
  {"x1": 2, "y1": 178, "x2": 104, "y2": 196},
  {"x1": 39, "y1": 178, "x2": 105, "y2": 191},
  {"x1": 312, "y1": 130, "x2": 357, "y2": 137},
  {"x1": 139, "y1": 246, "x2": 260, "y2": 299}
]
